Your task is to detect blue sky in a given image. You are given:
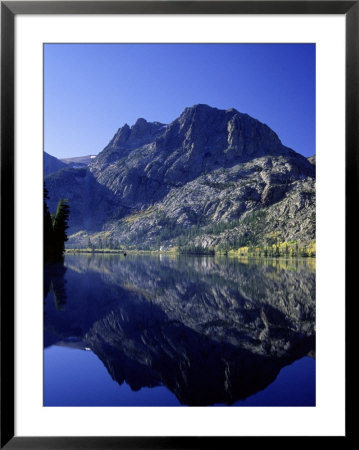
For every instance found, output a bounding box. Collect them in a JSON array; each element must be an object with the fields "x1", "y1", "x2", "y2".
[{"x1": 44, "y1": 43, "x2": 315, "y2": 159}]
